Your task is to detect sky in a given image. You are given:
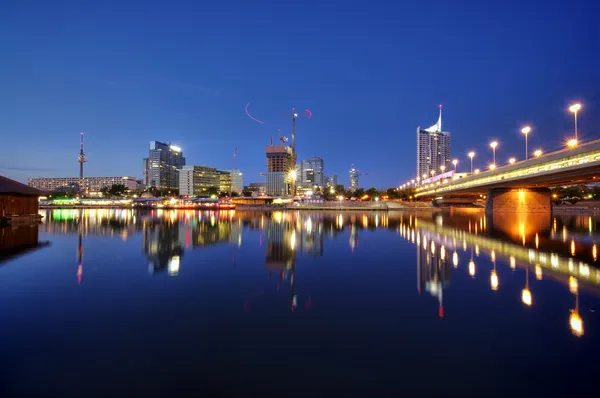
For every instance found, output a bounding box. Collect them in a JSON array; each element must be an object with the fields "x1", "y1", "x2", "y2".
[{"x1": 1, "y1": 0, "x2": 599, "y2": 188}]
